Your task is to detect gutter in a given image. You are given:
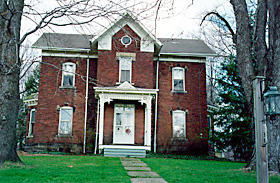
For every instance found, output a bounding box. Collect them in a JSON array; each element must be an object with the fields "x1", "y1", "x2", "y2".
[
  {"x1": 154, "y1": 45, "x2": 163, "y2": 153},
  {"x1": 83, "y1": 51, "x2": 90, "y2": 154},
  {"x1": 94, "y1": 99, "x2": 100, "y2": 154}
]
